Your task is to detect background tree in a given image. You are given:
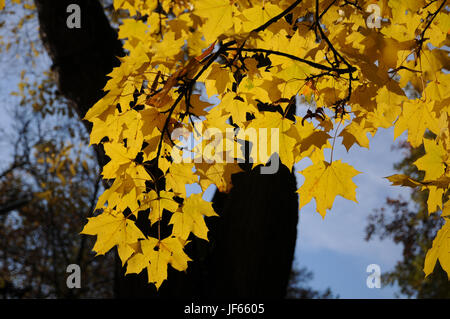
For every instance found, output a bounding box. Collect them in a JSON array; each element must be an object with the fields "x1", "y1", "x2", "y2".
[
  {"x1": 0, "y1": 1, "x2": 119, "y2": 297},
  {"x1": 0, "y1": 76, "x2": 115, "y2": 298},
  {"x1": 286, "y1": 265, "x2": 336, "y2": 299},
  {"x1": 366, "y1": 137, "x2": 450, "y2": 298}
]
